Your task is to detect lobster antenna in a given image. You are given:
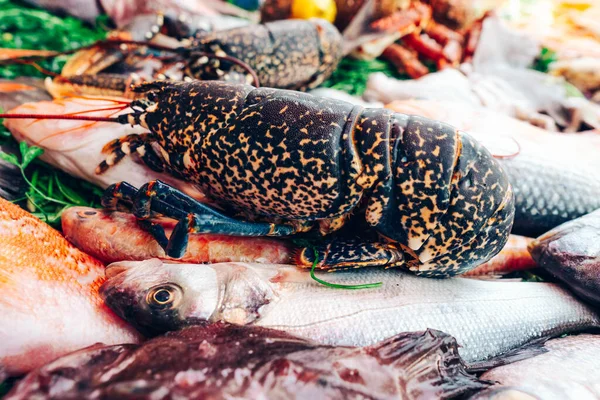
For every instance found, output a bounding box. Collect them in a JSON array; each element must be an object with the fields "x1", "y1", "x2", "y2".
[
  {"x1": 0, "y1": 113, "x2": 120, "y2": 123},
  {"x1": 0, "y1": 39, "x2": 261, "y2": 87}
]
